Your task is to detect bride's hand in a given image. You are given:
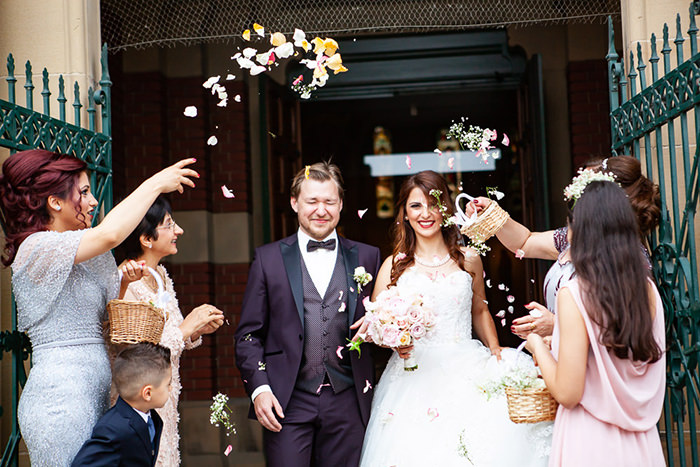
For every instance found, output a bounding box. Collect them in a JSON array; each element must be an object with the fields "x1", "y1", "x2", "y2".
[
  {"x1": 490, "y1": 346, "x2": 503, "y2": 361},
  {"x1": 395, "y1": 345, "x2": 414, "y2": 359}
]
